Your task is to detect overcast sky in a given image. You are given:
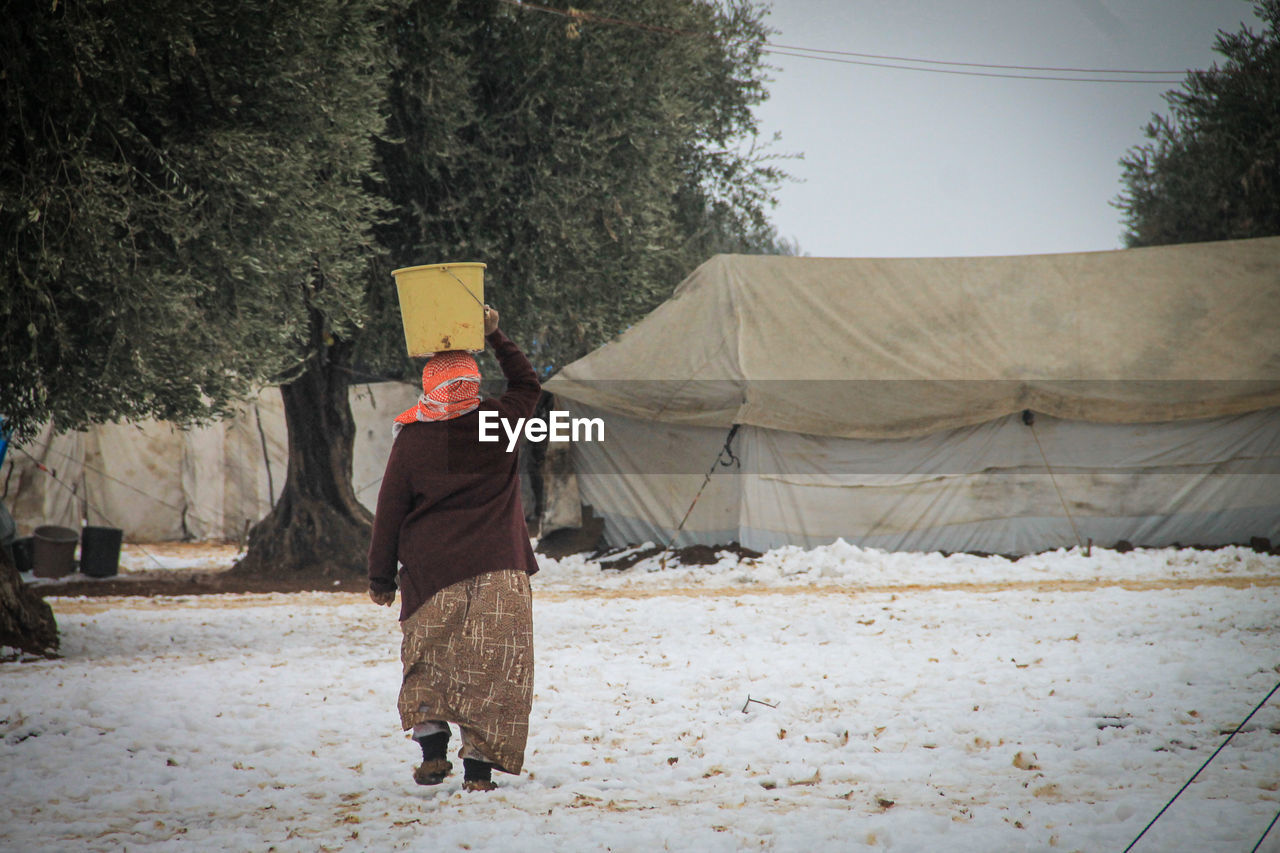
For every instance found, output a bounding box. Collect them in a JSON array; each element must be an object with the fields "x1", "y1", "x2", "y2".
[{"x1": 752, "y1": 0, "x2": 1264, "y2": 258}]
